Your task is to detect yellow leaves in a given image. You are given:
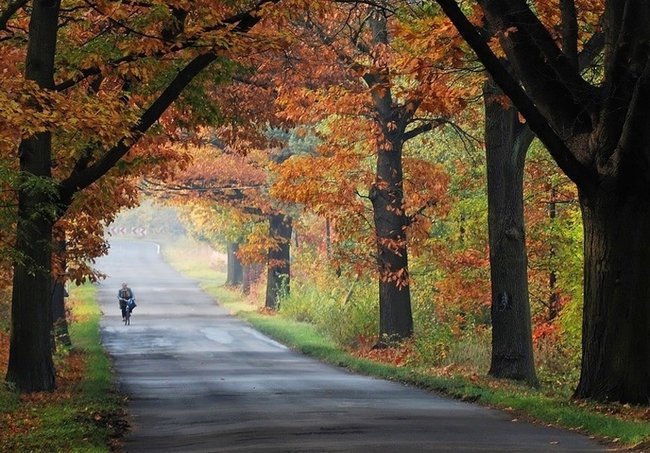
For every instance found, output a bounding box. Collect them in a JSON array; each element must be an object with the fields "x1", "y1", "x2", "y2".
[{"x1": 237, "y1": 222, "x2": 276, "y2": 264}]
